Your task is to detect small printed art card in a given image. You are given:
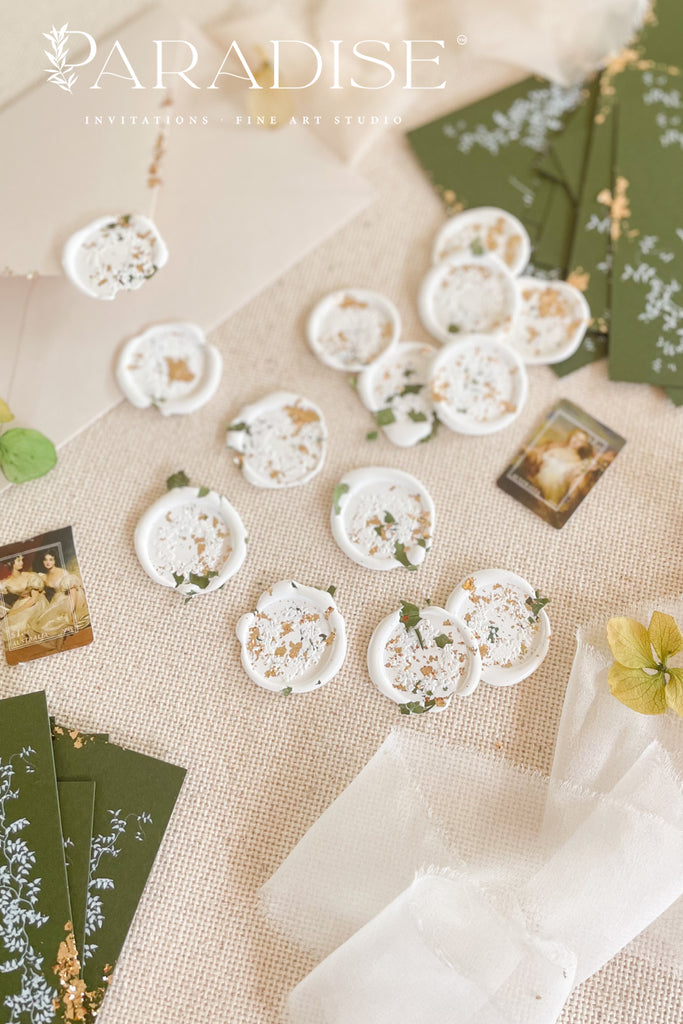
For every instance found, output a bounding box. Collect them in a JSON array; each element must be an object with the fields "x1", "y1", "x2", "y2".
[
  {"x1": 498, "y1": 400, "x2": 625, "y2": 528},
  {"x1": 0, "y1": 526, "x2": 92, "y2": 665}
]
